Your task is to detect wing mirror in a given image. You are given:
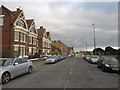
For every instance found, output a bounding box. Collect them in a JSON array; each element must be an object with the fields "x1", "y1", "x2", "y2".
[{"x1": 14, "y1": 62, "x2": 19, "y2": 65}]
